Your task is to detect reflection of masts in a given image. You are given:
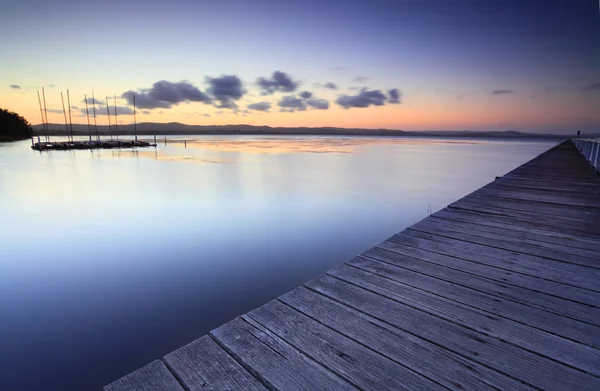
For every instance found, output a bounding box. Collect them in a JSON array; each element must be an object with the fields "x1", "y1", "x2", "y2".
[
  {"x1": 114, "y1": 94, "x2": 119, "y2": 141},
  {"x1": 67, "y1": 89, "x2": 74, "y2": 142},
  {"x1": 37, "y1": 90, "x2": 46, "y2": 141},
  {"x1": 84, "y1": 94, "x2": 92, "y2": 144},
  {"x1": 60, "y1": 92, "x2": 69, "y2": 140},
  {"x1": 106, "y1": 96, "x2": 113, "y2": 141},
  {"x1": 133, "y1": 94, "x2": 137, "y2": 143},
  {"x1": 42, "y1": 87, "x2": 49, "y2": 141},
  {"x1": 92, "y1": 92, "x2": 99, "y2": 141}
]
